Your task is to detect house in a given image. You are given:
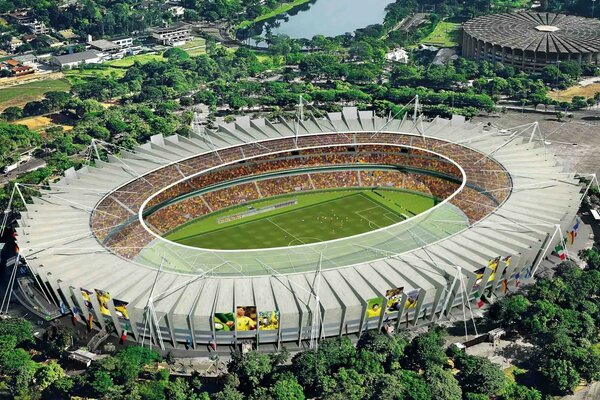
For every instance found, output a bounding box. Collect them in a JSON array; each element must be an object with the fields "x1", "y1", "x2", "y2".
[
  {"x1": 23, "y1": 20, "x2": 49, "y2": 35},
  {"x1": 0, "y1": 59, "x2": 34, "y2": 77},
  {"x1": 9, "y1": 37, "x2": 23, "y2": 52},
  {"x1": 150, "y1": 22, "x2": 192, "y2": 46},
  {"x1": 7, "y1": 11, "x2": 49, "y2": 35},
  {"x1": 50, "y1": 50, "x2": 106, "y2": 69},
  {"x1": 68, "y1": 349, "x2": 97, "y2": 368},
  {"x1": 111, "y1": 36, "x2": 134, "y2": 49},
  {"x1": 165, "y1": 5, "x2": 185, "y2": 17},
  {"x1": 88, "y1": 39, "x2": 120, "y2": 52},
  {"x1": 385, "y1": 48, "x2": 409, "y2": 64},
  {"x1": 58, "y1": 29, "x2": 79, "y2": 43},
  {"x1": 11, "y1": 65, "x2": 34, "y2": 76}
]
